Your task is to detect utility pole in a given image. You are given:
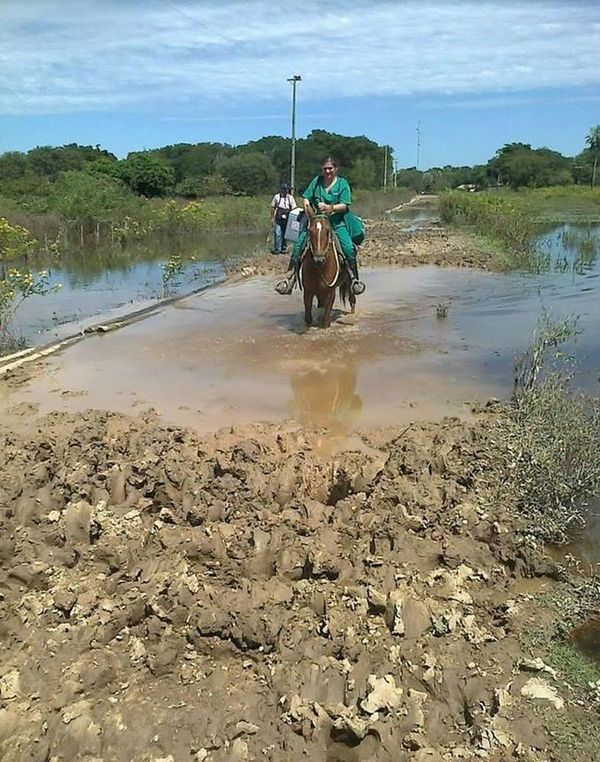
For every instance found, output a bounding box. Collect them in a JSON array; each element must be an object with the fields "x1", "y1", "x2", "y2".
[
  {"x1": 416, "y1": 120, "x2": 421, "y2": 170},
  {"x1": 287, "y1": 75, "x2": 301, "y2": 191},
  {"x1": 383, "y1": 145, "x2": 388, "y2": 189}
]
